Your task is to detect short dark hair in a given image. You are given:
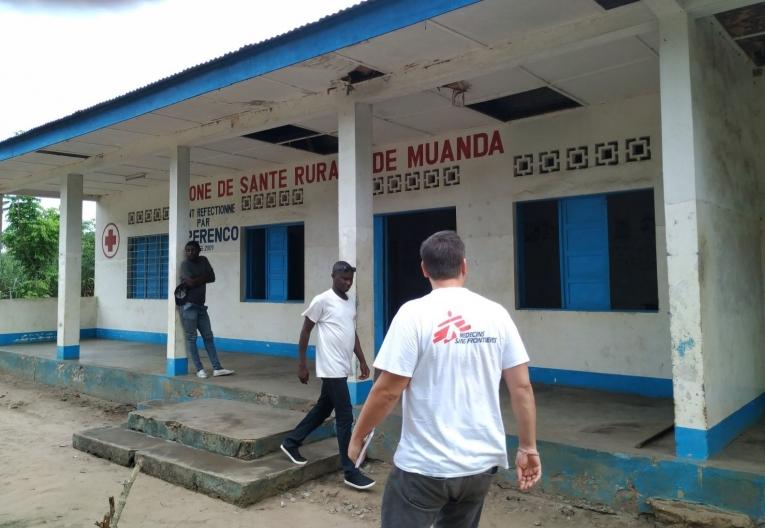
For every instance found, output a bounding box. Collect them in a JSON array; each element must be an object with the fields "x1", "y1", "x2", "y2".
[
  {"x1": 420, "y1": 230, "x2": 464, "y2": 280},
  {"x1": 185, "y1": 240, "x2": 201, "y2": 251},
  {"x1": 332, "y1": 261, "x2": 356, "y2": 275}
]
